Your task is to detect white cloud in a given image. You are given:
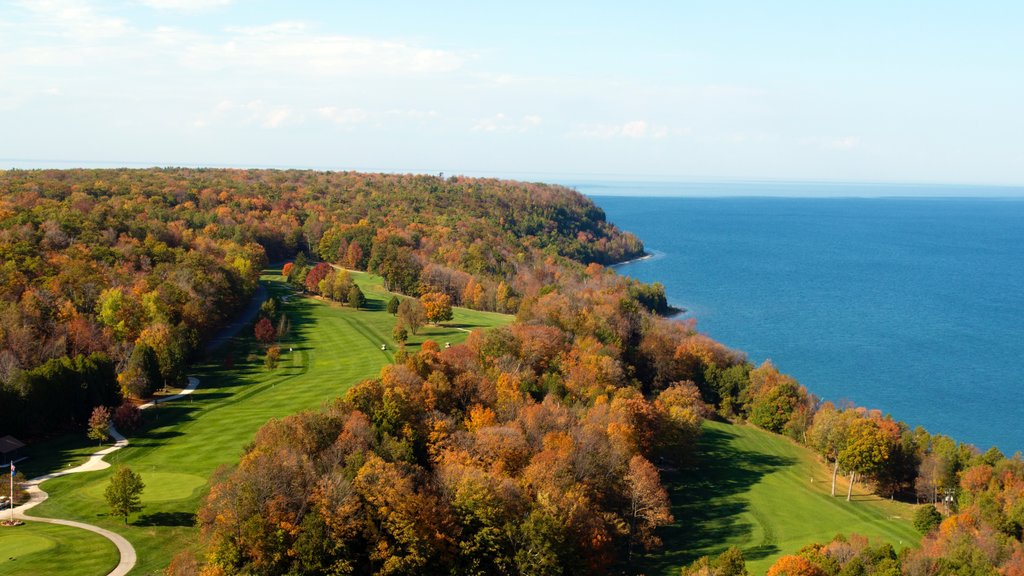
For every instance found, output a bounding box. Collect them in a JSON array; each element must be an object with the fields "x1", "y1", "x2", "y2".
[
  {"x1": 17, "y1": 0, "x2": 129, "y2": 39},
  {"x1": 473, "y1": 113, "x2": 542, "y2": 133},
  {"x1": 572, "y1": 120, "x2": 668, "y2": 140},
  {"x1": 318, "y1": 107, "x2": 369, "y2": 126},
  {"x1": 177, "y1": 22, "x2": 466, "y2": 77},
  {"x1": 137, "y1": 0, "x2": 231, "y2": 11},
  {"x1": 195, "y1": 99, "x2": 302, "y2": 129}
]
